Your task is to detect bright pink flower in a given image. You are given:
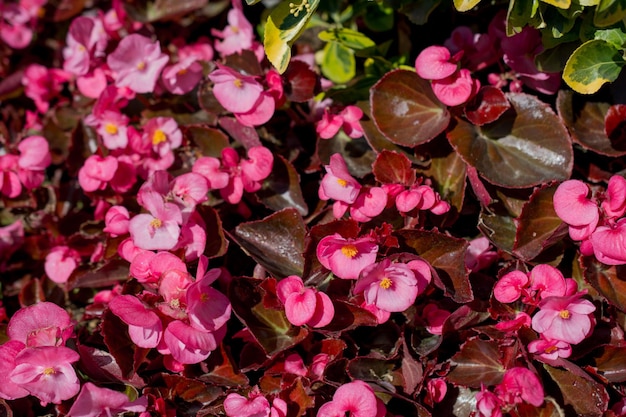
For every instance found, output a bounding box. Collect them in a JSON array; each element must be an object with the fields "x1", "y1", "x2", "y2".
[
  {"x1": 10, "y1": 346, "x2": 80, "y2": 405},
  {"x1": 44, "y1": 245, "x2": 80, "y2": 284},
  {"x1": 170, "y1": 172, "x2": 209, "y2": 210},
  {"x1": 465, "y1": 236, "x2": 498, "y2": 272},
  {"x1": 209, "y1": 66, "x2": 263, "y2": 114},
  {"x1": 78, "y1": 155, "x2": 118, "y2": 192},
  {"x1": 76, "y1": 67, "x2": 108, "y2": 98},
  {"x1": 444, "y1": 26, "x2": 497, "y2": 72},
  {"x1": 349, "y1": 187, "x2": 387, "y2": 222},
  {"x1": 128, "y1": 191, "x2": 183, "y2": 250},
  {"x1": 590, "y1": 219, "x2": 626, "y2": 265},
  {"x1": 276, "y1": 275, "x2": 334, "y2": 327},
  {"x1": 317, "y1": 109, "x2": 343, "y2": 139},
  {"x1": 602, "y1": 175, "x2": 626, "y2": 218},
  {"x1": 224, "y1": 389, "x2": 270, "y2": 417},
  {"x1": 431, "y1": 68, "x2": 479, "y2": 107},
  {"x1": 161, "y1": 57, "x2": 204, "y2": 95},
  {"x1": 211, "y1": 8, "x2": 254, "y2": 57},
  {"x1": 67, "y1": 382, "x2": 147, "y2": 417},
  {"x1": 494, "y1": 312, "x2": 531, "y2": 332},
  {"x1": 96, "y1": 110, "x2": 129, "y2": 150},
  {"x1": 110, "y1": 155, "x2": 137, "y2": 193},
  {"x1": 143, "y1": 117, "x2": 183, "y2": 158},
  {"x1": 175, "y1": 212, "x2": 207, "y2": 261},
  {"x1": 107, "y1": 33, "x2": 169, "y2": 93},
  {"x1": 108, "y1": 295, "x2": 163, "y2": 348},
  {"x1": 0, "y1": 155, "x2": 22, "y2": 198},
  {"x1": 427, "y1": 378, "x2": 447, "y2": 403},
  {"x1": 354, "y1": 259, "x2": 419, "y2": 312},
  {"x1": 163, "y1": 320, "x2": 222, "y2": 364},
  {"x1": 553, "y1": 179, "x2": 599, "y2": 229},
  {"x1": 527, "y1": 336, "x2": 571, "y2": 360},
  {"x1": 528, "y1": 264, "x2": 567, "y2": 299},
  {"x1": 177, "y1": 37, "x2": 214, "y2": 62},
  {"x1": 62, "y1": 16, "x2": 107, "y2": 77},
  {"x1": 18, "y1": 135, "x2": 50, "y2": 172},
  {"x1": 415, "y1": 45, "x2": 459, "y2": 80},
  {"x1": 317, "y1": 106, "x2": 364, "y2": 139},
  {"x1": 22, "y1": 64, "x2": 70, "y2": 113},
  {"x1": 317, "y1": 380, "x2": 384, "y2": 417},
  {"x1": 0, "y1": 4, "x2": 33, "y2": 49},
  {"x1": 0, "y1": 340, "x2": 29, "y2": 400},
  {"x1": 317, "y1": 234, "x2": 378, "y2": 280},
  {"x1": 422, "y1": 303, "x2": 450, "y2": 335},
  {"x1": 186, "y1": 269, "x2": 232, "y2": 332},
  {"x1": 235, "y1": 91, "x2": 276, "y2": 127},
  {"x1": 476, "y1": 386, "x2": 502, "y2": 417},
  {"x1": 496, "y1": 367, "x2": 544, "y2": 407},
  {"x1": 319, "y1": 153, "x2": 362, "y2": 204},
  {"x1": 7, "y1": 302, "x2": 73, "y2": 347},
  {"x1": 493, "y1": 270, "x2": 528, "y2": 303},
  {"x1": 193, "y1": 156, "x2": 230, "y2": 189},
  {"x1": 531, "y1": 292, "x2": 596, "y2": 344}
]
